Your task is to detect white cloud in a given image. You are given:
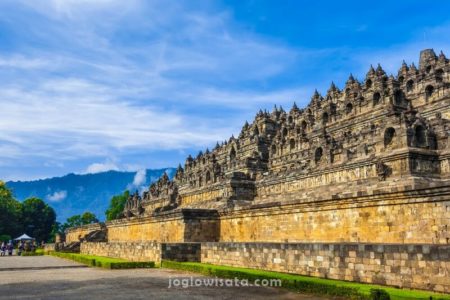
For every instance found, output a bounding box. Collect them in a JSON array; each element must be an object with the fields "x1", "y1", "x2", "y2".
[
  {"x1": 86, "y1": 162, "x2": 119, "y2": 174},
  {"x1": 126, "y1": 169, "x2": 147, "y2": 191},
  {"x1": 0, "y1": 55, "x2": 50, "y2": 69},
  {"x1": 1, "y1": 1, "x2": 450, "y2": 181},
  {"x1": 0, "y1": 1, "x2": 300, "y2": 175},
  {"x1": 132, "y1": 169, "x2": 146, "y2": 186},
  {"x1": 46, "y1": 190, "x2": 67, "y2": 202}
]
